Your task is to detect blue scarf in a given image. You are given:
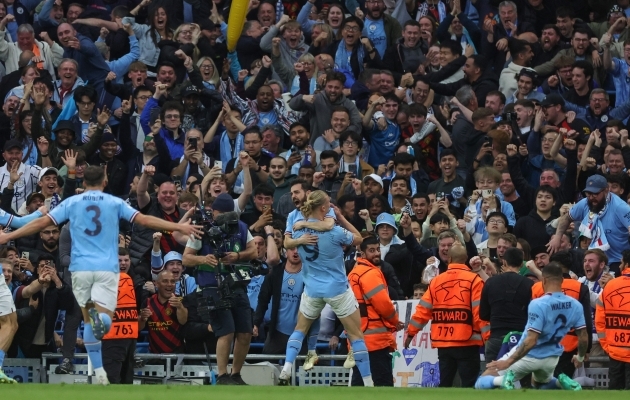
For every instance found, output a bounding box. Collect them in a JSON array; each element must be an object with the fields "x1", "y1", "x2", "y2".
[
  {"x1": 220, "y1": 131, "x2": 243, "y2": 173},
  {"x1": 387, "y1": 173, "x2": 417, "y2": 206},
  {"x1": 335, "y1": 43, "x2": 364, "y2": 87},
  {"x1": 579, "y1": 193, "x2": 611, "y2": 252},
  {"x1": 452, "y1": 28, "x2": 477, "y2": 54},
  {"x1": 339, "y1": 157, "x2": 361, "y2": 178}
]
